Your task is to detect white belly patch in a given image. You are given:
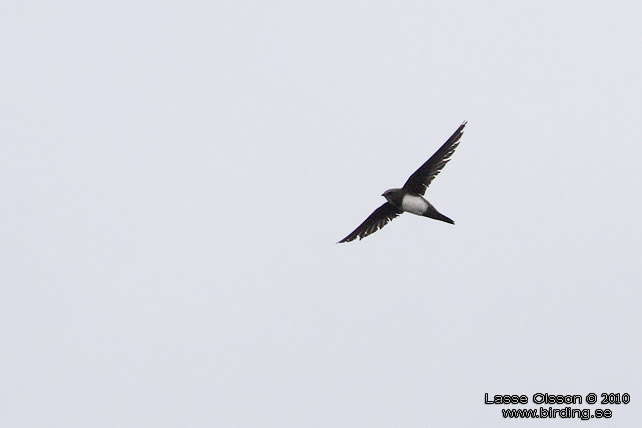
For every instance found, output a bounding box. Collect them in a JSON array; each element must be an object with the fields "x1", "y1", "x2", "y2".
[{"x1": 401, "y1": 195, "x2": 428, "y2": 215}]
